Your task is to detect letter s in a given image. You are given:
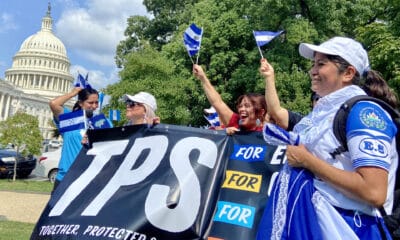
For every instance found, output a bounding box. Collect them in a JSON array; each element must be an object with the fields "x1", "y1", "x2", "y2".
[{"x1": 145, "y1": 137, "x2": 218, "y2": 232}]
